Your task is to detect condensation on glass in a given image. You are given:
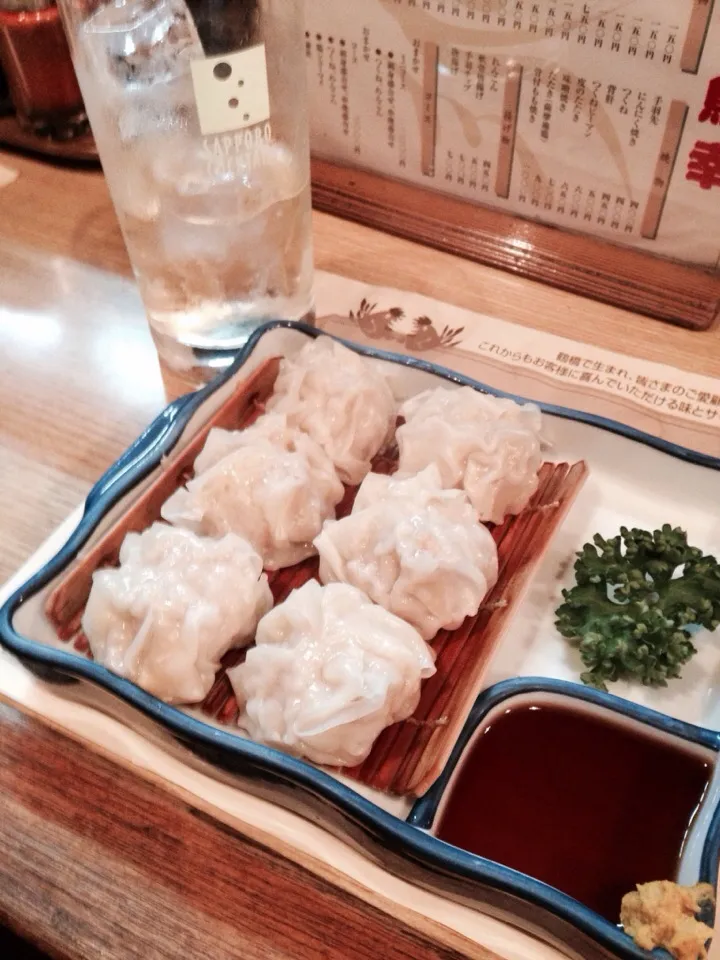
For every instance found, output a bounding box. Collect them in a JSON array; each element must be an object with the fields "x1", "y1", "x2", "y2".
[{"x1": 57, "y1": 0, "x2": 314, "y2": 371}]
